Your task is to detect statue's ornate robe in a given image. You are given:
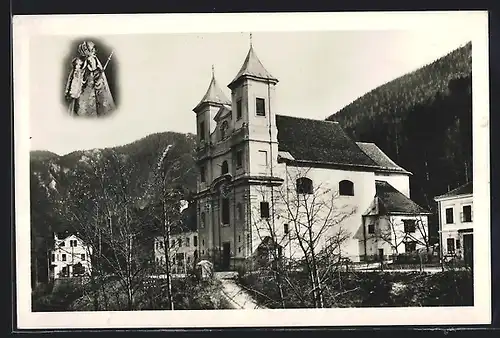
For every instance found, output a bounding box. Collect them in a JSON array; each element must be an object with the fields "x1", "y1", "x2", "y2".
[{"x1": 65, "y1": 54, "x2": 116, "y2": 116}]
